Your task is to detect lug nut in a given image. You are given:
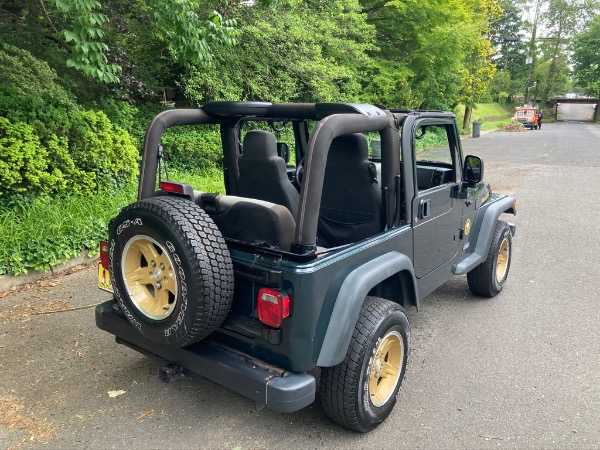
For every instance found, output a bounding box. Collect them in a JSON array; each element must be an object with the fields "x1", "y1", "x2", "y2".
[
  {"x1": 151, "y1": 260, "x2": 156, "y2": 267},
  {"x1": 156, "y1": 282, "x2": 162, "y2": 289},
  {"x1": 160, "y1": 263, "x2": 165, "y2": 270}
]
